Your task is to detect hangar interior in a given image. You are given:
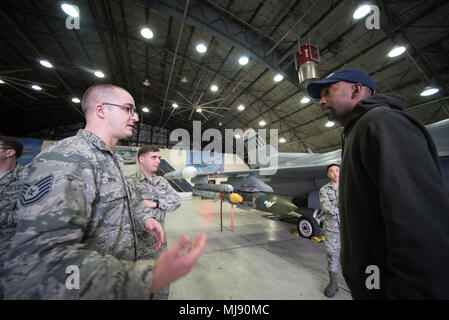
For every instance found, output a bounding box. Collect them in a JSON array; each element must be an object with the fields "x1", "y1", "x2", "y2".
[
  {"x1": 1, "y1": 0, "x2": 448, "y2": 300},
  {"x1": 165, "y1": 197, "x2": 352, "y2": 300}
]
